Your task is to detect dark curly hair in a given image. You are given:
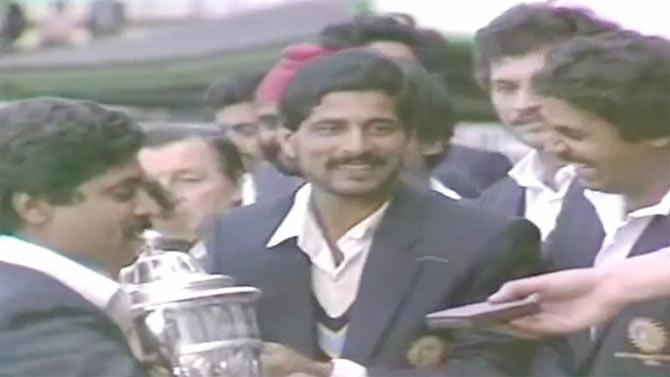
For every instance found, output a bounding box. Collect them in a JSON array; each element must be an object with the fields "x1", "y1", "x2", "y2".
[
  {"x1": 318, "y1": 13, "x2": 449, "y2": 74},
  {"x1": 280, "y1": 49, "x2": 418, "y2": 132},
  {"x1": 0, "y1": 97, "x2": 145, "y2": 234},
  {"x1": 203, "y1": 70, "x2": 266, "y2": 109},
  {"x1": 474, "y1": 3, "x2": 619, "y2": 88},
  {"x1": 534, "y1": 31, "x2": 670, "y2": 142}
]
